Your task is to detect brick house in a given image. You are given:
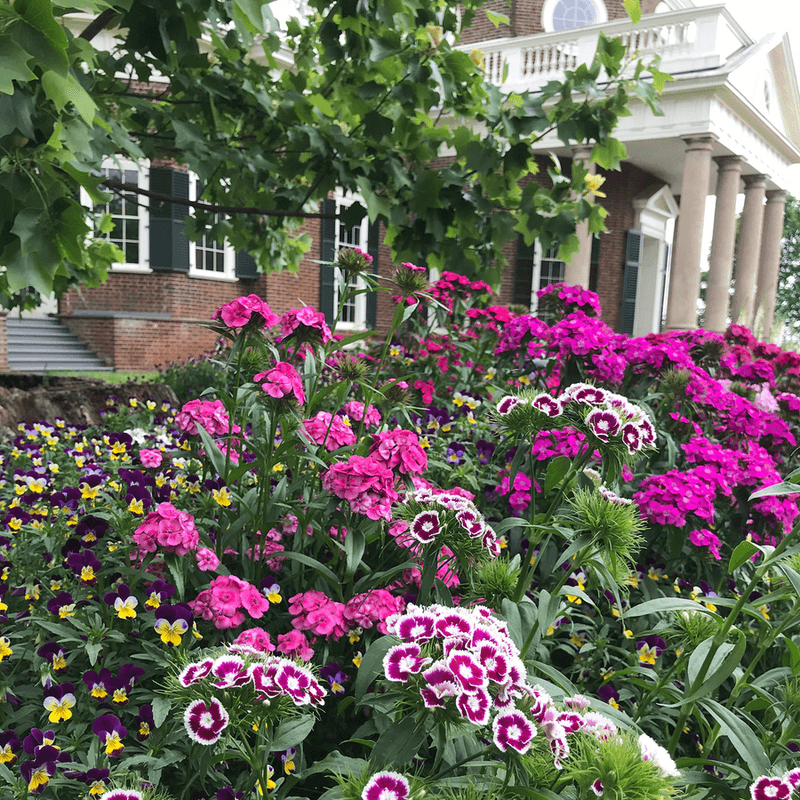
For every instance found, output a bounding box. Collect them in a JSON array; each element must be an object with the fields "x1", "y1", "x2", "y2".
[{"x1": 3, "y1": 0, "x2": 799, "y2": 371}]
